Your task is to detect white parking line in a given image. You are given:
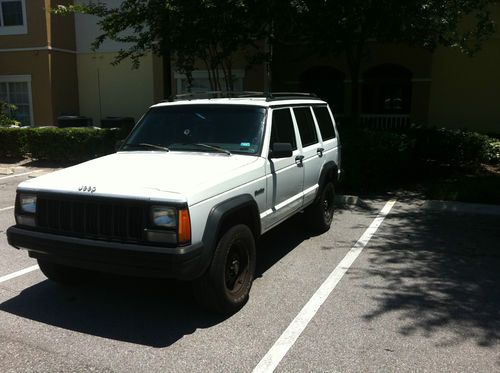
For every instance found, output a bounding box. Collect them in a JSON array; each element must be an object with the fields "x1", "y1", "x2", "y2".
[
  {"x1": 0, "y1": 265, "x2": 39, "y2": 284},
  {"x1": 253, "y1": 200, "x2": 397, "y2": 373},
  {"x1": 0, "y1": 170, "x2": 37, "y2": 181},
  {"x1": 0, "y1": 206, "x2": 14, "y2": 212}
]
